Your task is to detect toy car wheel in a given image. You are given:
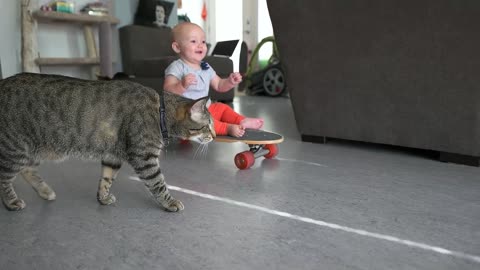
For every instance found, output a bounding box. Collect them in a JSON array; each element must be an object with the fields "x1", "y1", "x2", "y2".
[
  {"x1": 263, "y1": 144, "x2": 279, "y2": 159},
  {"x1": 234, "y1": 151, "x2": 255, "y2": 170},
  {"x1": 263, "y1": 67, "x2": 286, "y2": 97}
]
